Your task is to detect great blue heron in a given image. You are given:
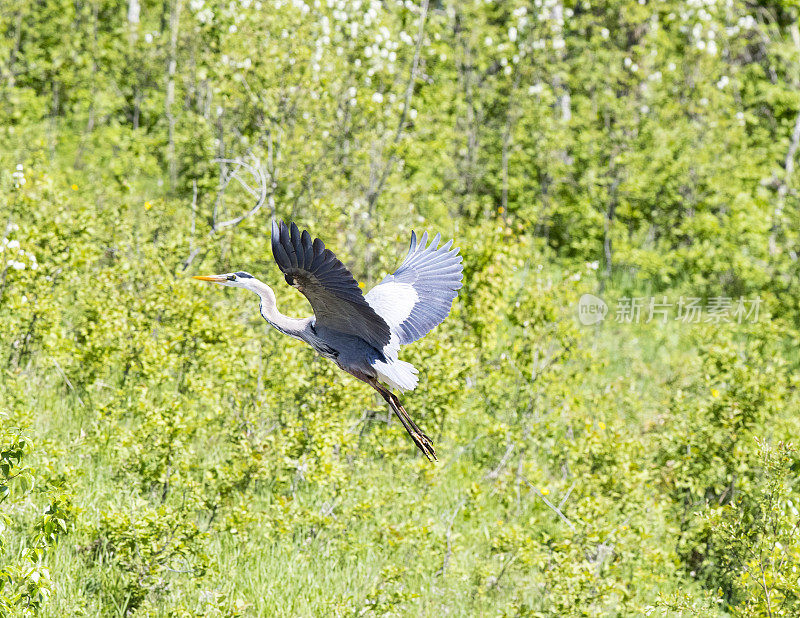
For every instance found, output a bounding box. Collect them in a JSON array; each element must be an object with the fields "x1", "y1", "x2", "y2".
[{"x1": 193, "y1": 220, "x2": 463, "y2": 461}]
